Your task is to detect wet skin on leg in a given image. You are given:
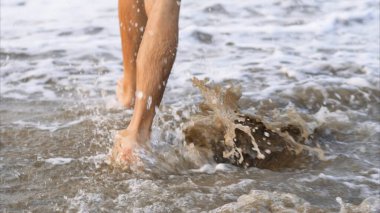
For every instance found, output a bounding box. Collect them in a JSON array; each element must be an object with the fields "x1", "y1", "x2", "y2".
[
  {"x1": 116, "y1": 0, "x2": 147, "y2": 108},
  {"x1": 112, "y1": 0, "x2": 180, "y2": 164}
]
